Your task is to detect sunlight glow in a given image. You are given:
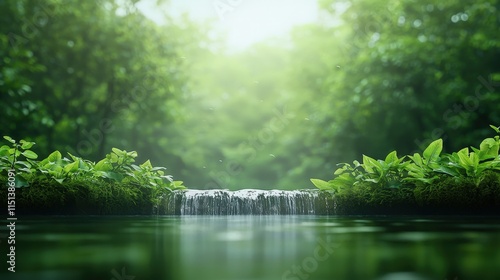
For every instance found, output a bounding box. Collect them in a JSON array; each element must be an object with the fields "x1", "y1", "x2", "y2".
[{"x1": 137, "y1": 0, "x2": 319, "y2": 50}]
